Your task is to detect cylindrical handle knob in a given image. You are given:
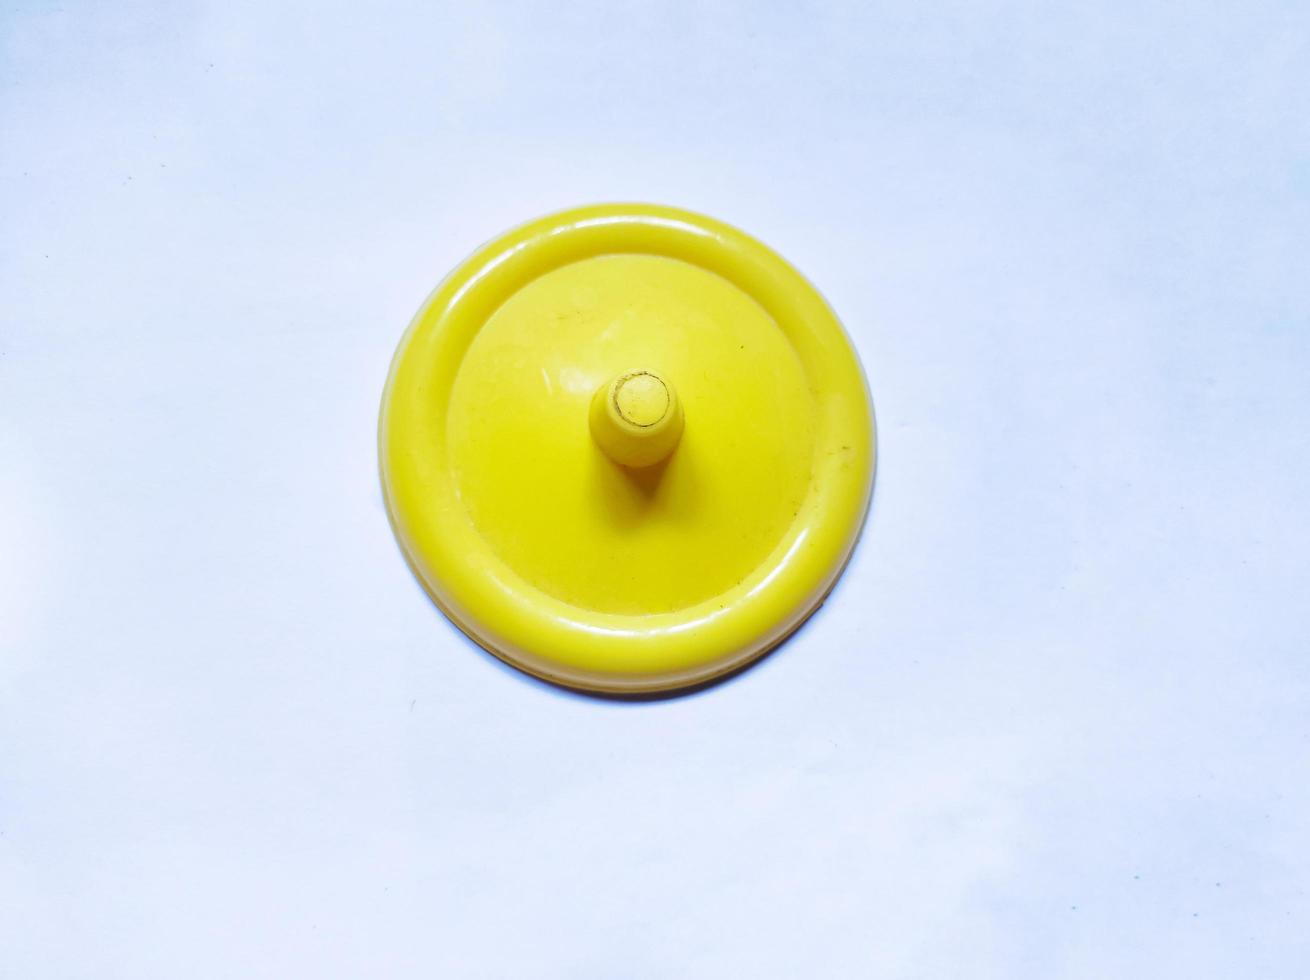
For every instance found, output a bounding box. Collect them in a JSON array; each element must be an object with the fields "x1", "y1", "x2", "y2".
[{"x1": 589, "y1": 370, "x2": 685, "y2": 468}]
